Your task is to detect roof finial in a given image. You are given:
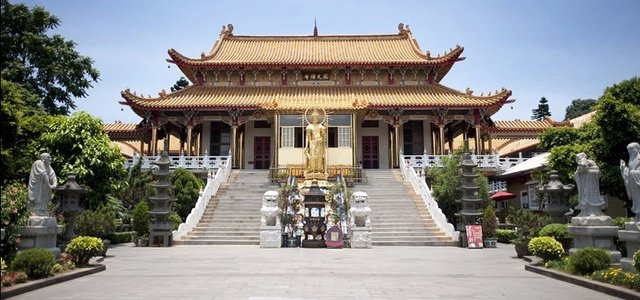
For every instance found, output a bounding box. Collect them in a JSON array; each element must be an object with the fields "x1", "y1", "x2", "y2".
[{"x1": 313, "y1": 18, "x2": 318, "y2": 36}]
